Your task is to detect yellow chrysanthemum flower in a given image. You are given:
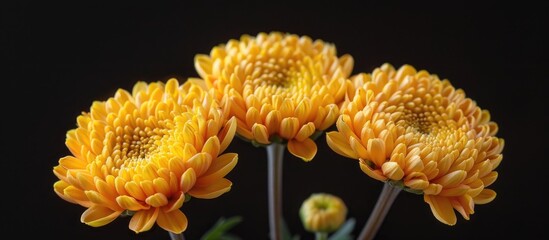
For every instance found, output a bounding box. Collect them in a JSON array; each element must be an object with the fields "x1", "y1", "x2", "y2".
[
  {"x1": 53, "y1": 79, "x2": 238, "y2": 234},
  {"x1": 326, "y1": 64, "x2": 504, "y2": 225},
  {"x1": 194, "y1": 32, "x2": 354, "y2": 161},
  {"x1": 300, "y1": 193, "x2": 348, "y2": 233}
]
